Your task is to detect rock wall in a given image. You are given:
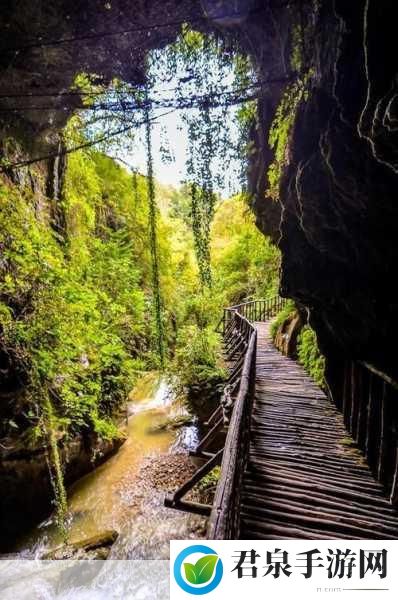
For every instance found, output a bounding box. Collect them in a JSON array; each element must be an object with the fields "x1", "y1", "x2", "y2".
[
  {"x1": 277, "y1": 2, "x2": 398, "y2": 381},
  {"x1": 0, "y1": 433, "x2": 124, "y2": 551},
  {"x1": 248, "y1": 0, "x2": 398, "y2": 499},
  {"x1": 273, "y1": 310, "x2": 303, "y2": 358}
]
